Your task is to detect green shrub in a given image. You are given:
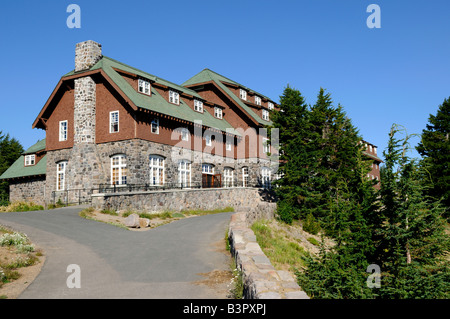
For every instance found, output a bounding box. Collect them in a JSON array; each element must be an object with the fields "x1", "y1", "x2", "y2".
[
  {"x1": 307, "y1": 237, "x2": 320, "y2": 246},
  {"x1": 302, "y1": 213, "x2": 321, "y2": 235}
]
